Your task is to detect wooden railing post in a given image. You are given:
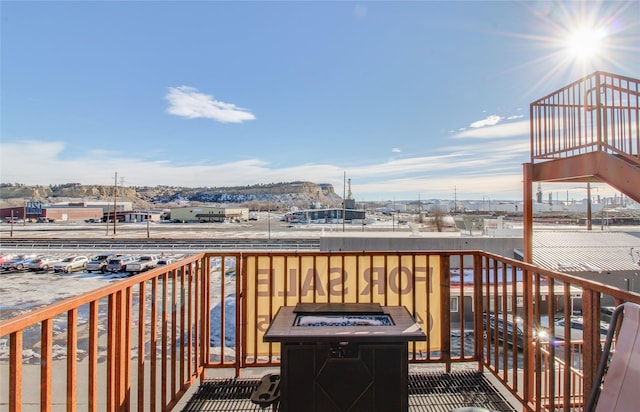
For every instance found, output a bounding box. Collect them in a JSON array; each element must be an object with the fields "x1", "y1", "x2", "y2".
[
  {"x1": 522, "y1": 268, "x2": 534, "y2": 407},
  {"x1": 440, "y1": 254, "x2": 451, "y2": 372},
  {"x1": 41, "y1": 318, "x2": 53, "y2": 412},
  {"x1": 9, "y1": 331, "x2": 23, "y2": 412},
  {"x1": 582, "y1": 289, "x2": 601, "y2": 402},
  {"x1": 473, "y1": 254, "x2": 484, "y2": 369},
  {"x1": 523, "y1": 162, "x2": 533, "y2": 265},
  {"x1": 67, "y1": 309, "x2": 78, "y2": 412}
]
